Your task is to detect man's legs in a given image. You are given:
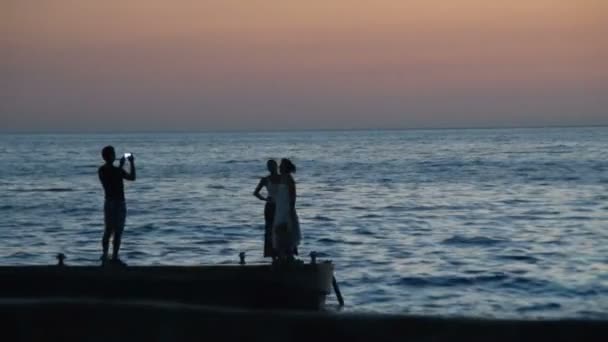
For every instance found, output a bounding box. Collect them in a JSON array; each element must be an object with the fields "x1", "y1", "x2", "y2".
[
  {"x1": 102, "y1": 228, "x2": 112, "y2": 260},
  {"x1": 112, "y1": 229, "x2": 122, "y2": 260},
  {"x1": 111, "y1": 202, "x2": 127, "y2": 262},
  {"x1": 102, "y1": 201, "x2": 113, "y2": 262}
]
